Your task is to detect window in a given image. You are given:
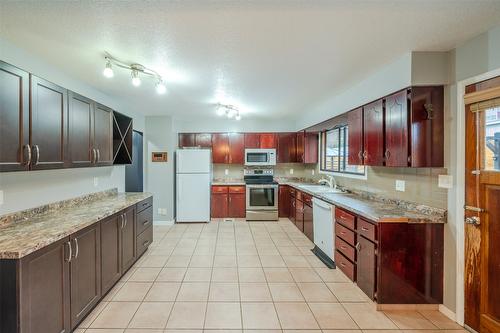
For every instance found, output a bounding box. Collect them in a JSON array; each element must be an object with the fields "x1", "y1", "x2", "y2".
[{"x1": 320, "y1": 125, "x2": 365, "y2": 175}]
